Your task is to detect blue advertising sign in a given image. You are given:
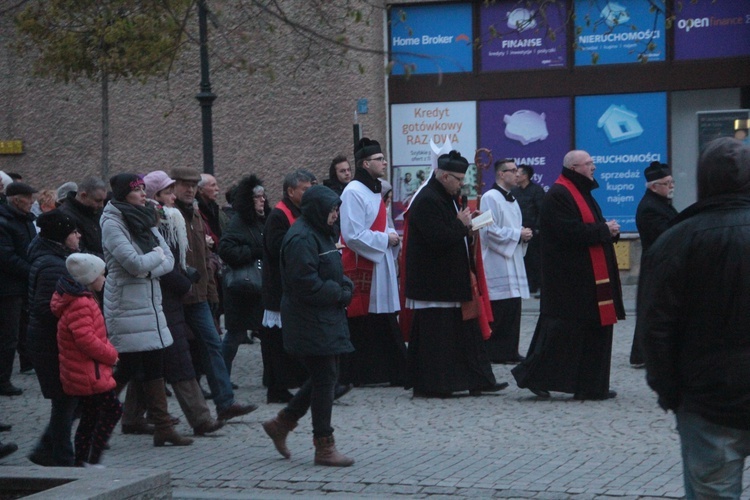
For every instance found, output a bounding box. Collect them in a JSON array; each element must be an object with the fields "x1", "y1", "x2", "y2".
[
  {"x1": 574, "y1": 0, "x2": 665, "y2": 66},
  {"x1": 478, "y1": 98, "x2": 572, "y2": 195},
  {"x1": 674, "y1": 1, "x2": 750, "y2": 60},
  {"x1": 480, "y1": 0, "x2": 567, "y2": 71},
  {"x1": 575, "y1": 92, "x2": 667, "y2": 232},
  {"x1": 389, "y1": 3, "x2": 473, "y2": 75}
]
